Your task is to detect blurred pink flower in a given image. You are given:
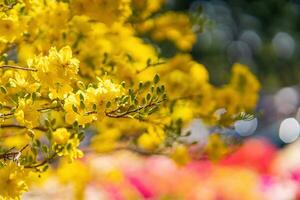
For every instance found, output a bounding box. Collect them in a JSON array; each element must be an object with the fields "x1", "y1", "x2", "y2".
[{"x1": 221, "y1": 139, "x2": 277, "y2": 174}]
